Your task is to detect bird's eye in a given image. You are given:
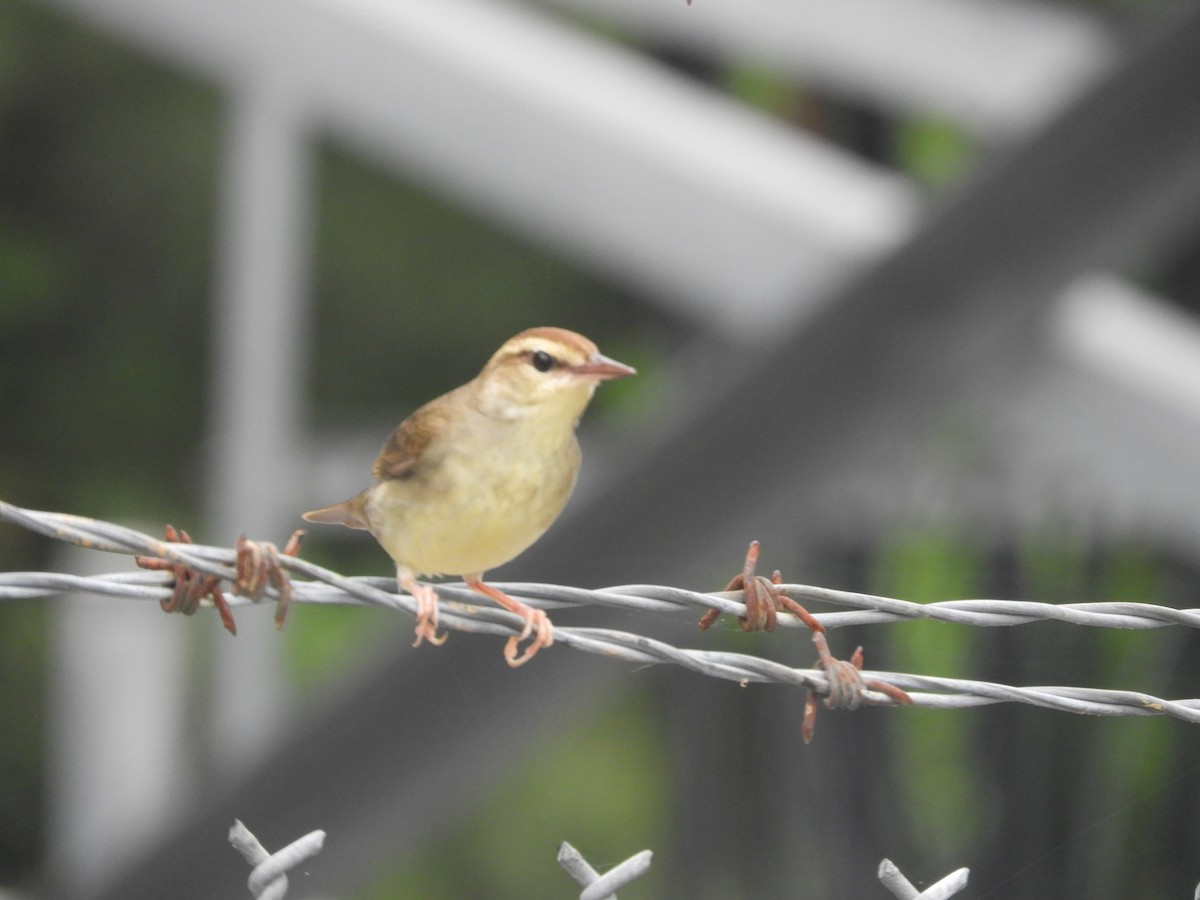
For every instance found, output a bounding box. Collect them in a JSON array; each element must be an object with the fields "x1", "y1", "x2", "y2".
[{"x1": 530, "y1": 350, "x2": 555, "y2": 372}]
